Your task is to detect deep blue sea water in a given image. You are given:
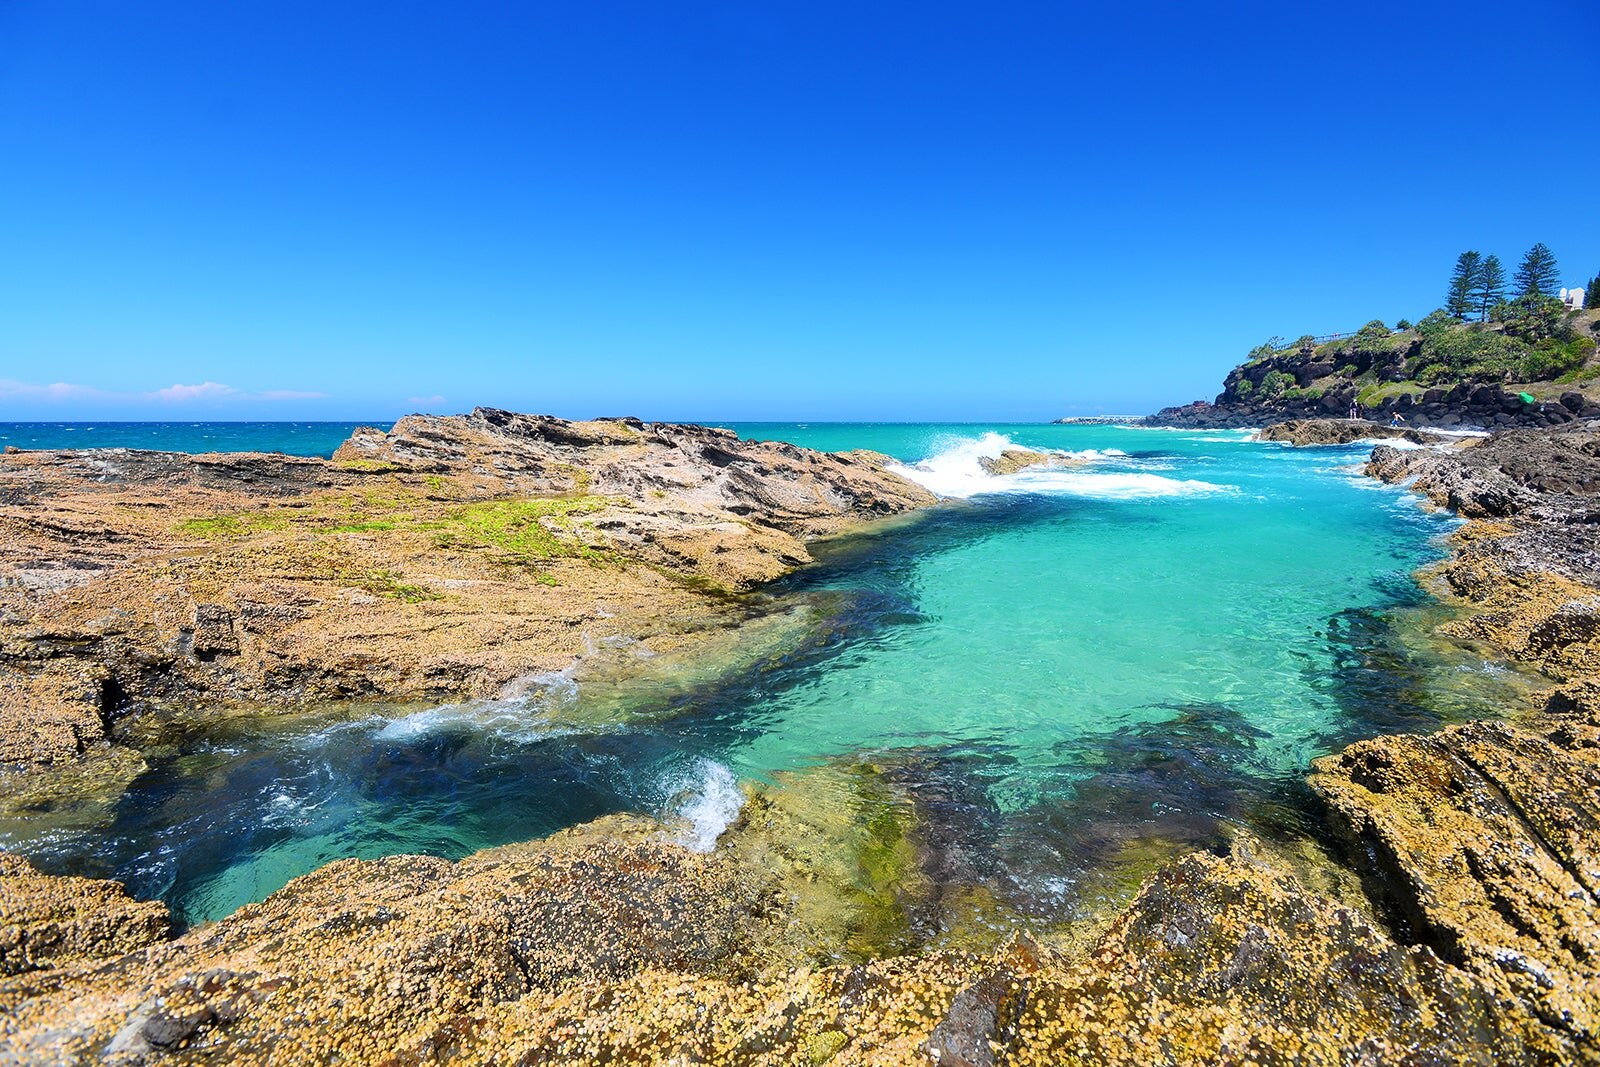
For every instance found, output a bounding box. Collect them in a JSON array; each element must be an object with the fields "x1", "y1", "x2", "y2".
[
  {"x1": 0, "y1": 421, "x2": 1540, "y2": 930},
  {"x1": 0, "y1": 422, "x2": 384, "y2": 457}
]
